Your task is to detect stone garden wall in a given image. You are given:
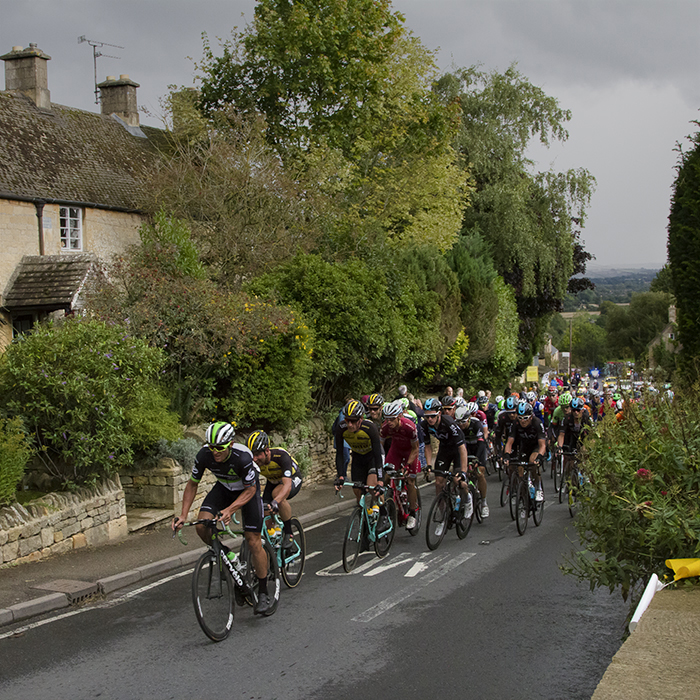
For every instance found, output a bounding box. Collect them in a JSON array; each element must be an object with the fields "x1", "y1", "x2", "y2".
[{"x1": 0, "y1": 477, "x2": 127, "y2": 566}]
